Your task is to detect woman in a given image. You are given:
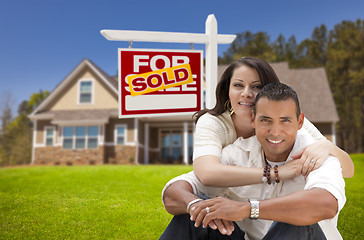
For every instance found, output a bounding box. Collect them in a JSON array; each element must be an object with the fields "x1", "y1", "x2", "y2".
[{"x1": 192, "y1": 57, "x2": 353, "y2": 188}]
